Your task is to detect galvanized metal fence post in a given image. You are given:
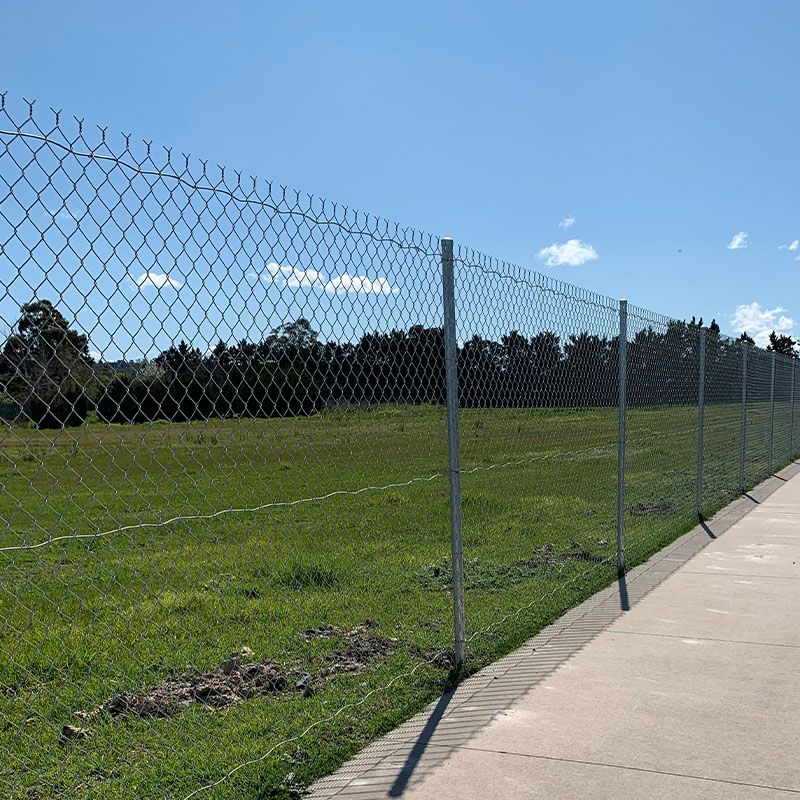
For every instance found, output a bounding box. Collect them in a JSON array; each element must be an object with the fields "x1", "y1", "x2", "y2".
[
  {"x1": 696, "y1": 327, "x2": 706, "y2": 519},
  {"x1": 739, "y1": 342, "x2": 748, "y2": 493},
  {"x1": 441, "y1": 237, "x2": 466, "y2": 668},
  {"x1": 769, "y1": 351, "x2": 776, "y2": 474},
  {"x1": 789, "y1": 357, "x2": 797, "y2": 461},
  {"x1": 617, "y1": 299, "x2": 627, "y2": 577}
]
